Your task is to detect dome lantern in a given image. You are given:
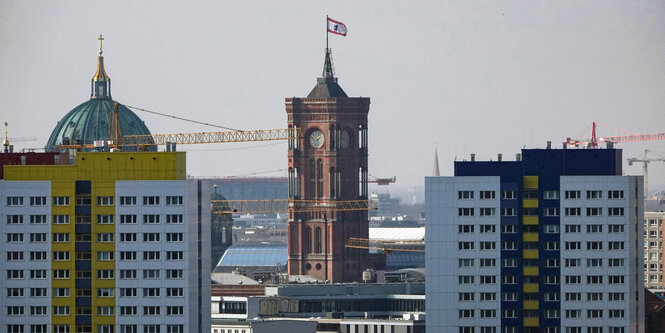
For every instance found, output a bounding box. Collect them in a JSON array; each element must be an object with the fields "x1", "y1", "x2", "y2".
[{"x1": 91, "y1": 35, "x2": 111, "y2": 99}]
